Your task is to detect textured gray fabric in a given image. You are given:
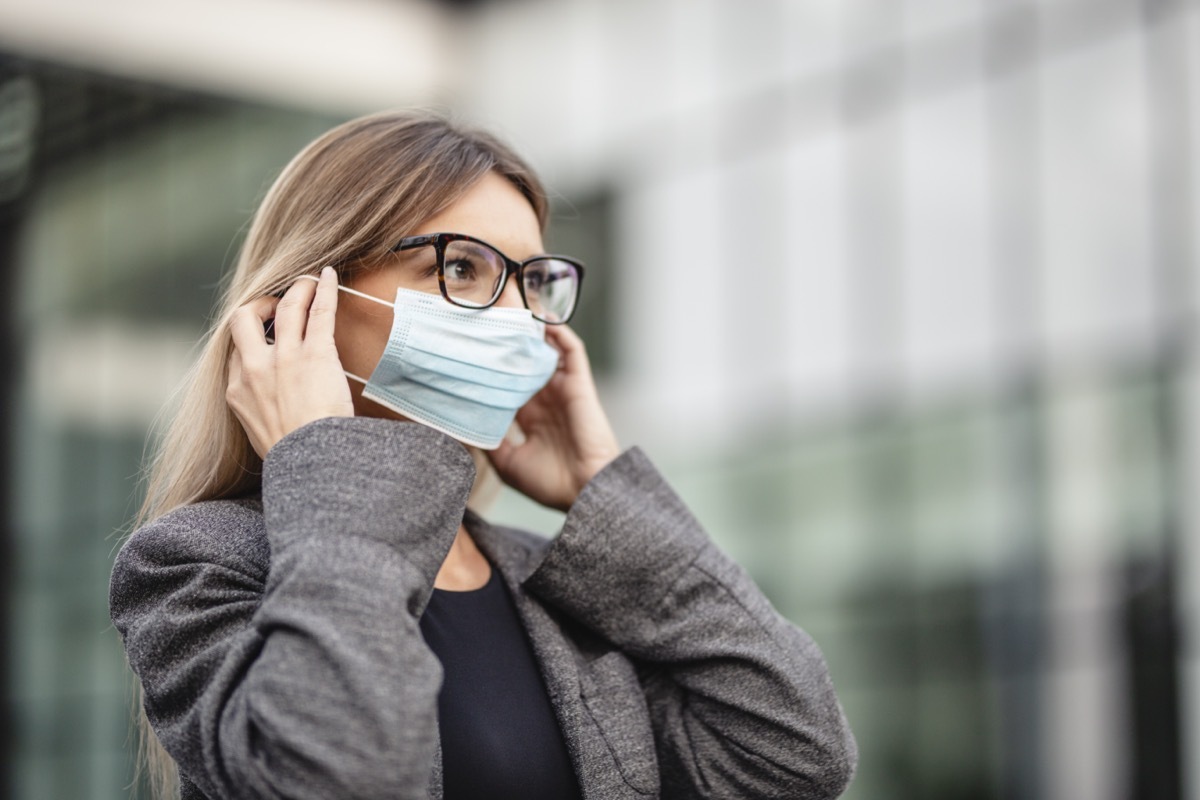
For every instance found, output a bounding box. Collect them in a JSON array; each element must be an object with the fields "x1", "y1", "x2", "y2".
[{"x1": 109, "y1": 416, "x2": 857, "y2": 799}]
